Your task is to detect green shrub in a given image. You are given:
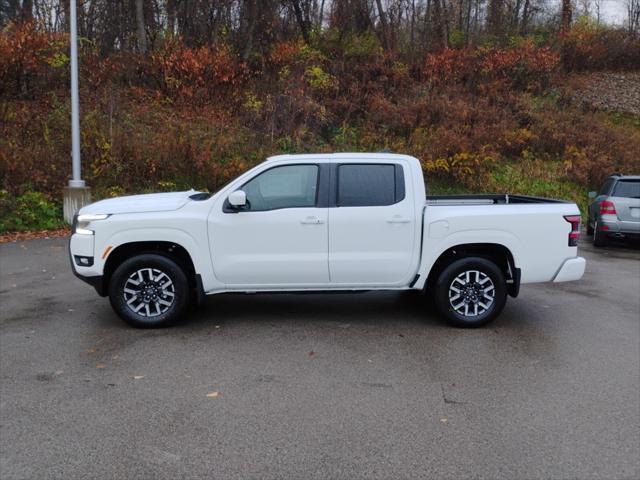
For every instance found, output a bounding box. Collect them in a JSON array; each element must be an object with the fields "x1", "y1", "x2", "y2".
[
  {"x1": 0, "y1": 191, "x2": 66, "y2": 232},
  {"x1": 304, "y1": 65, "x2": 337, "y2": 92},
  {"x1": 449, "y1": 28, "x2": 467, "y2": 49}
]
